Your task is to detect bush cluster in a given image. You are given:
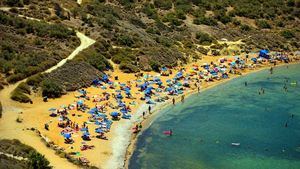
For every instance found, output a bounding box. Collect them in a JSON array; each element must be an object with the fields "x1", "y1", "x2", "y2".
[
  {"x1": 11, "y1": 82, "x2": 31, "y2": 103},
  {"x1": 196, "y1": 32, "x2": 214, "y2": 45},
  {"x1": 41, "y1": 80, "x2": 64, "y2": 98}
]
